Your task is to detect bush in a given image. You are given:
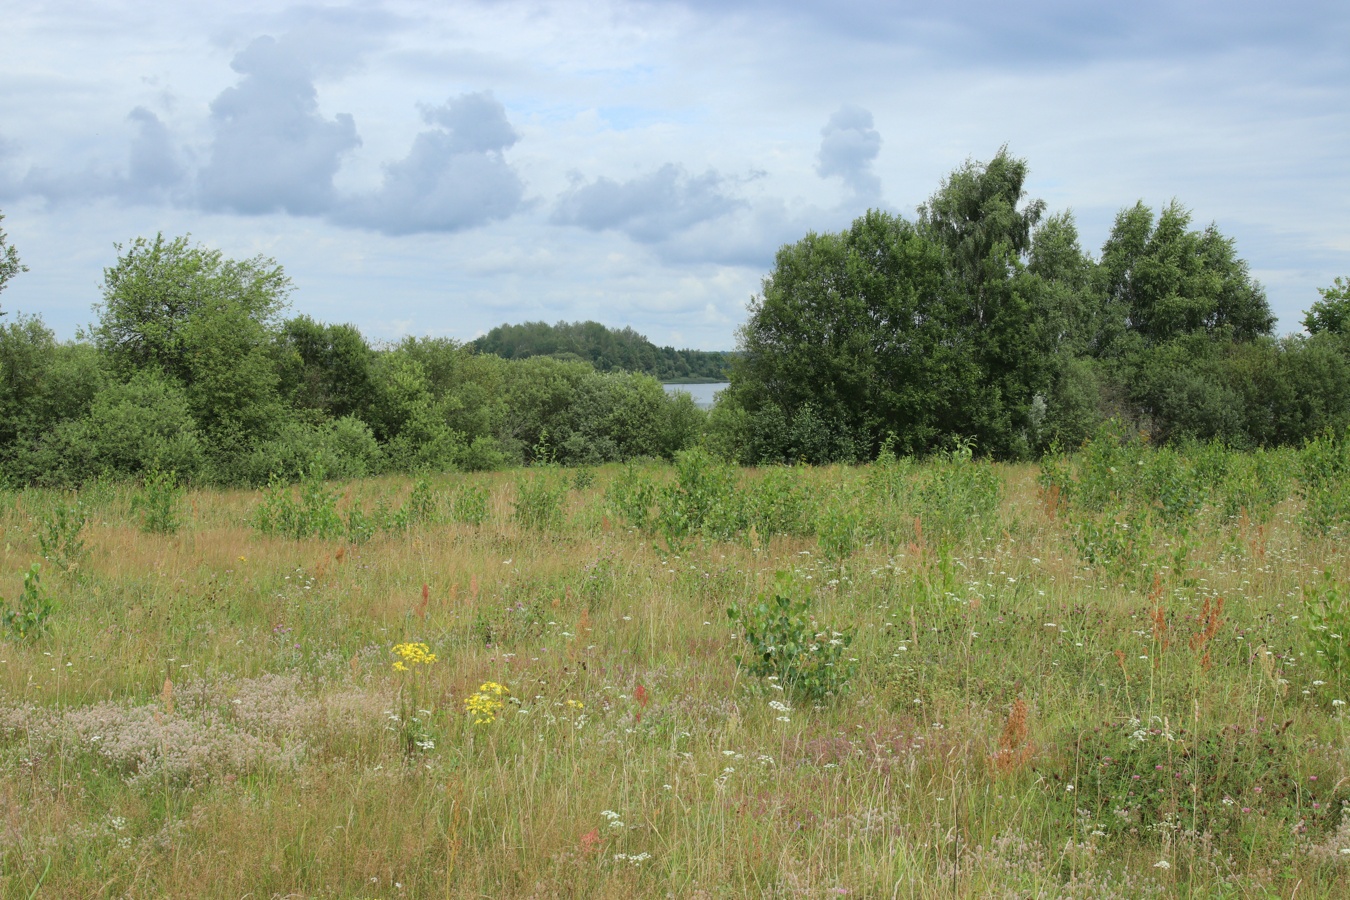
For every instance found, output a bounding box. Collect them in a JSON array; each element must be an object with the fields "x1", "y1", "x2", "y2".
[
  {"x1": 1298, "y1": 428, "x2": 1350, "y2": 536},
  {"x1": 241, "y1": 417, "x2": 382, "y2": 486},
  {"x1": 1, "y1": 563, "x2": 51, "y2": 641},
  {"x1": 657, "y1": 448, "x2": 743, "y2": 543},
  {"x1": 745, "y1": 467, "x2": 816, "y2": 539},
  {"x1": 727, "y1": 572, "x2": 856, "y2": 702},
  {"x1": 252, "y1": 462, "x2": 343, "y2": 540},
  {"x1": 450, "y1": 483, "x2": 490, "y2": 527},
  {"x1": 513, "y1": 470, "x2": 567, "y2": 531},
  {"x1": 131, "y1": 465, "x2": 184, "y2": 535},
  {"x1": 23, "y1": 371, "x2": 205, "y2": 484}
]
